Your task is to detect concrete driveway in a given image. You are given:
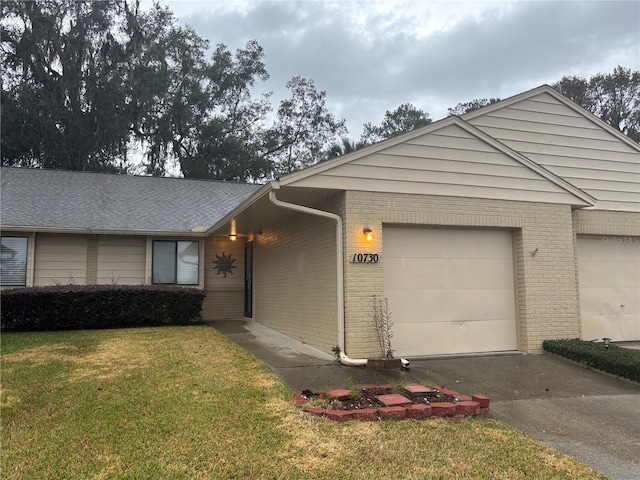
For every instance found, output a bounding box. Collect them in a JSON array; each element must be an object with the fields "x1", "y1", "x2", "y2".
[
  {"x1": 210, "y1": 319, "x2": 640, "y2": 480},
  {"x1": 410, "y1": 355, "x2": 640, "y2": 480}
]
